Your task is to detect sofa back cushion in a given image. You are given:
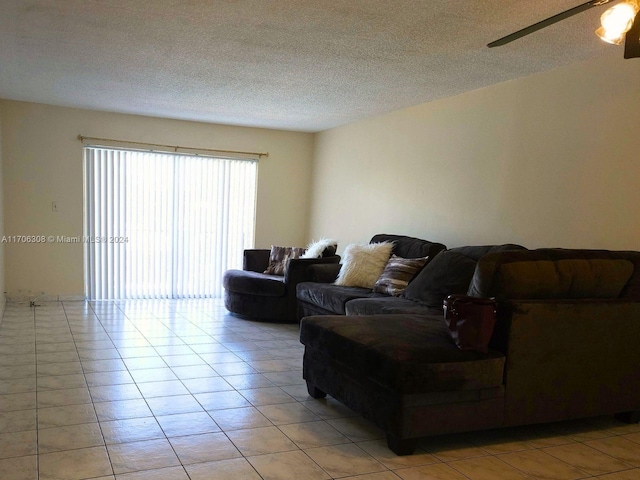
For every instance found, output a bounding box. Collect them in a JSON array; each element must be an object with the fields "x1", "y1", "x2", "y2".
[
  {"x1": 401, "y1": 244, "x2": 527, "y2": 308},
  {"x1": 497, "y1": 259, "x2": 633, "y2": 299},
  {"x1": 370, "y1": 234, "x2": 446, "y2": 259},
  {"x1": 448, "y1": 244, "x2": 526, "y2": 261},
  {"x1": 469, "y1": 249, "x2": 639, "y2": 300},
  {"x1": 401, "y1": 251, "x2": 477, "y2": 307}
]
